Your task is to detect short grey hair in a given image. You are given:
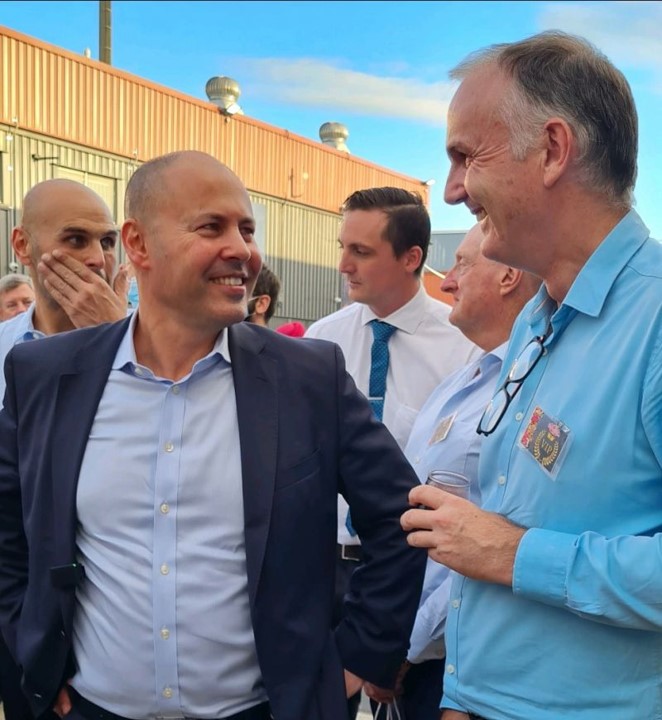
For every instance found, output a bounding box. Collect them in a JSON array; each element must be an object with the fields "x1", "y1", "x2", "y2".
[
  {"x1": 0, "y1": 273, "x2": 33, "y2": 296},
  {"x1": 451, "y1": 31, "x2": 637, "y2": 209}
]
